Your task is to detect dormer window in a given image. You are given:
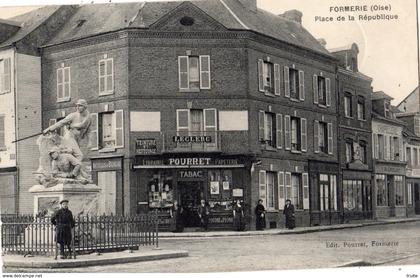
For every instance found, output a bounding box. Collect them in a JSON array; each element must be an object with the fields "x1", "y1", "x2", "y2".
[{"x1": 384, "y1": 101, "x2": 390, "y2": 118}]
